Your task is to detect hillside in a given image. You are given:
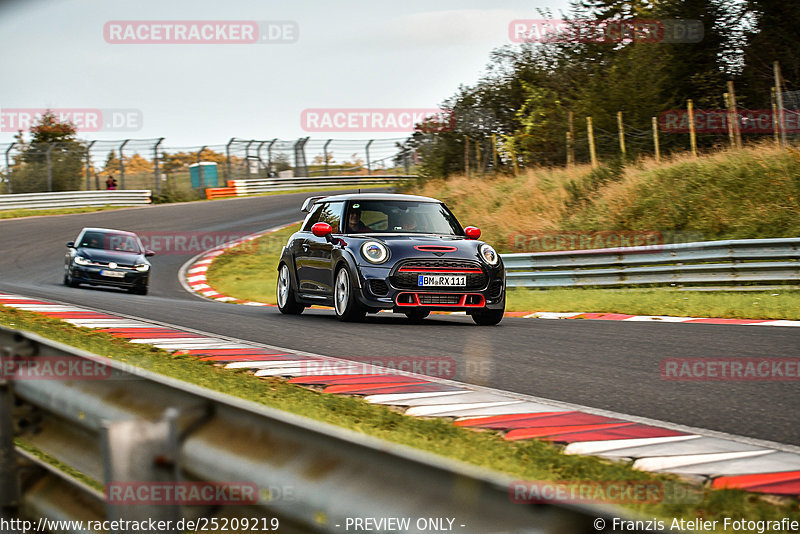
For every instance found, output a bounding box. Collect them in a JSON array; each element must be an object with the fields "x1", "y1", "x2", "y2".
[{"x1": 407, "y1": 144, "x2": 800, "y2": 253}]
